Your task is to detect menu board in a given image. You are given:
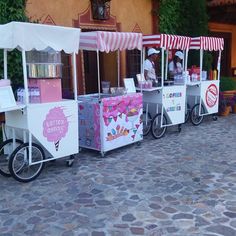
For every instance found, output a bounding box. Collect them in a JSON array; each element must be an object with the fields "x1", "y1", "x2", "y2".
[{"x1": 0, "y1": 86, "x2": 16, "y2": 109}]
